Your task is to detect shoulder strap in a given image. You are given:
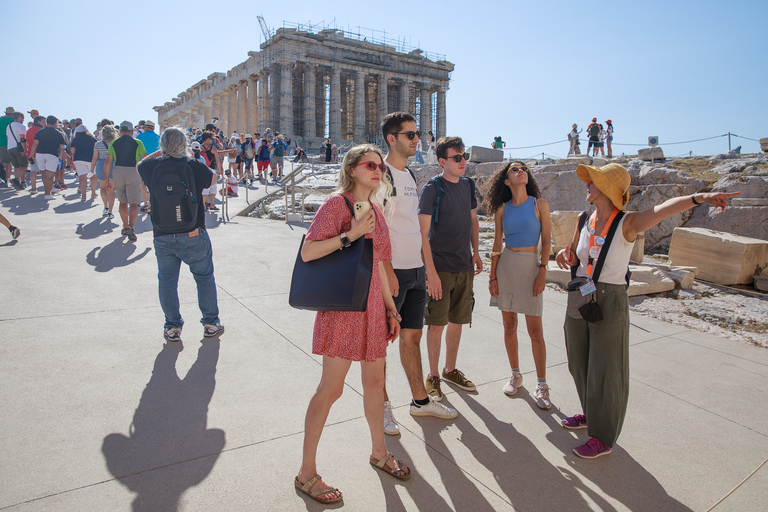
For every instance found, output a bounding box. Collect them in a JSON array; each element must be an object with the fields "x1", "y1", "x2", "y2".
[
  {"x1": 404, "y1": 165, "x2": 416, "y2": 184},
  {"x1": 570, "y1": 210, "x2": 590, "y2": 280},
  {"x1": 340, "y1": 194, "x2": 355, "y2": 217},
  {"x1": 591, "y1": 210, "x2": 625, "y2": 284}
]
